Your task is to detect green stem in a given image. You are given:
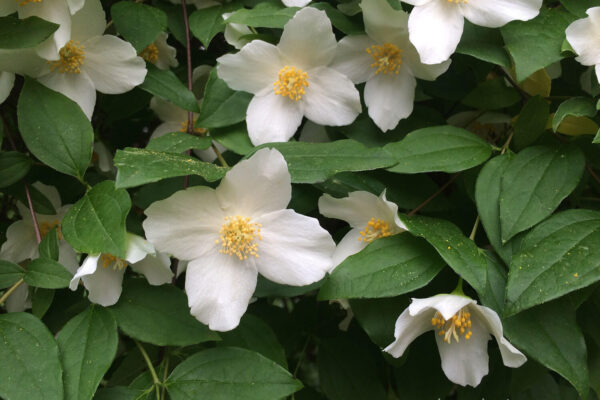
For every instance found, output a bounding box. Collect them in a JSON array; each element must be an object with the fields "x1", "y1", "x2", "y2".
[
  {"x1": 134, "y1": 340, "x2": 161, "y2": 400},
  {"x1": 469, "y1": 215, "x2": 480, "y2": 241},
  {"x1": 0, "y1": 278, "x2": 24, "y2": 305},
  {"x1": 452, "y1": 278, "x2": 465, "y2": 297}
]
